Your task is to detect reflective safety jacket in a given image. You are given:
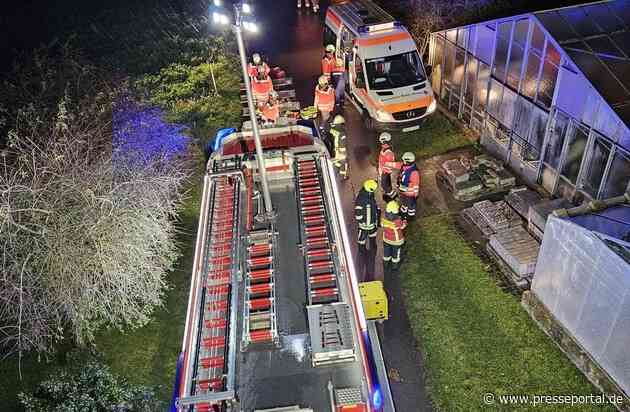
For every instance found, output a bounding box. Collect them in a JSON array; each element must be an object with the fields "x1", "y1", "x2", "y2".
[
  {"x1": 248, "y1": 62, "x2": 270, "y2": 79},
  {"x1": 252, "y1": 77, "x2": 274, "y2": 102},
  {"x1": 378, "y1": 145, "x2": 401, "y2": 176},
  {"x1": 330, "y1": 125, "x2": 347, "y2": 160},
  {"x1": 322, "y1": 55, "x2": 344, "y2": 76},
  {"x1": 314, "y1": 85, "x2": 335, "y2": 113},
  {"x1": 381, "y1": 211, "x2": 406, "y2": 245},
  {"x1": 260, "y1": 101, "x2": 279, "y2": 123},
  {"x1": 354, "y1": 188, "x2": 379, "y2": 231},
  {"x1": 399, "y1": 163, "x2": 420, "y2": 198}
]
